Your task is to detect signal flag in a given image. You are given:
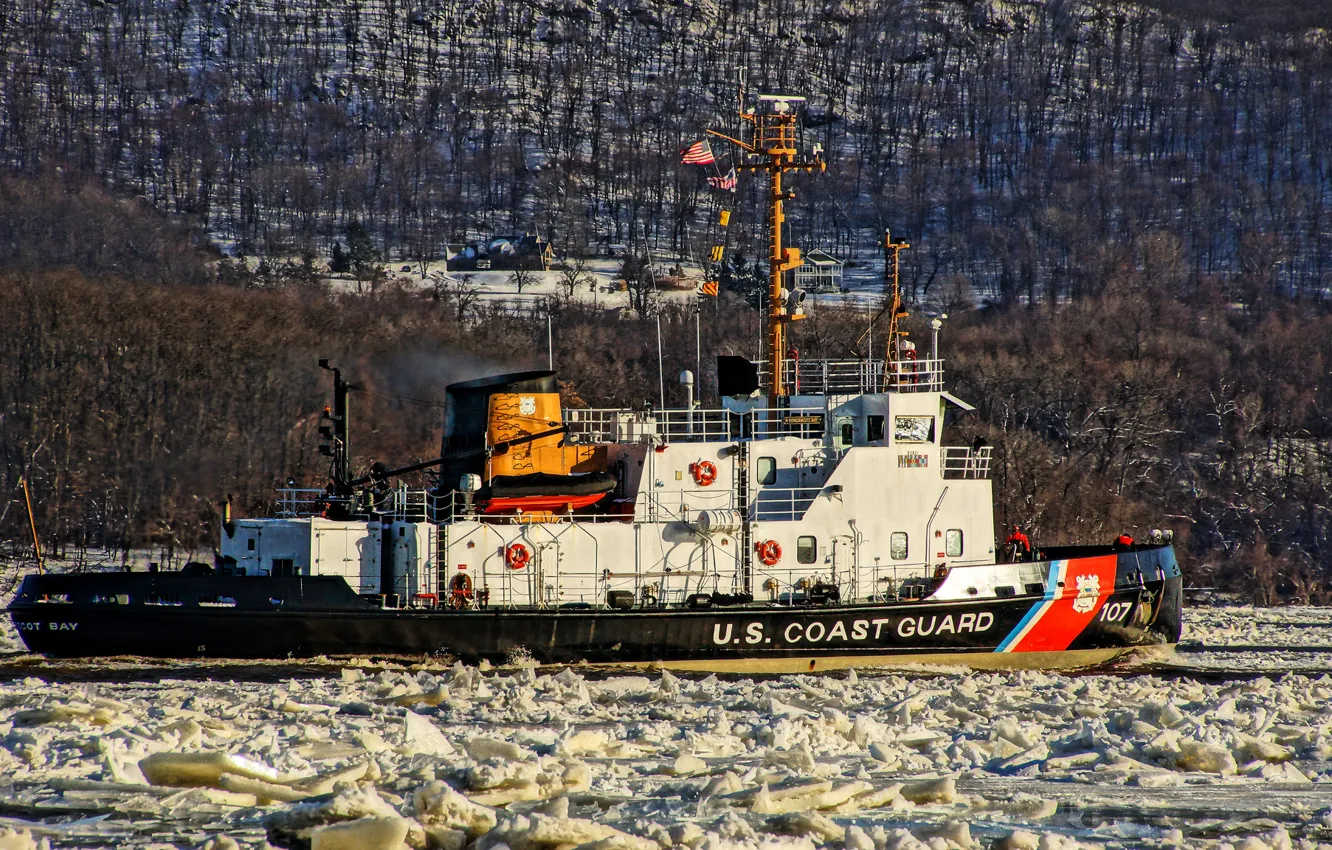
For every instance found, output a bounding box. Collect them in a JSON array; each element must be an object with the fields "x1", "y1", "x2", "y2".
[
  {"x1": 700, "y1": 280, "x2": 719, "y2": 297},
  {"x1": 707, "y1": 167, "x2": 738, "y2": 192},
  {"x1": 709, "y1": 245, "x2": 724, "y2": 262},
  {"x1": 719, "y1": 210, "x2": 731, "y2": 226}
]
